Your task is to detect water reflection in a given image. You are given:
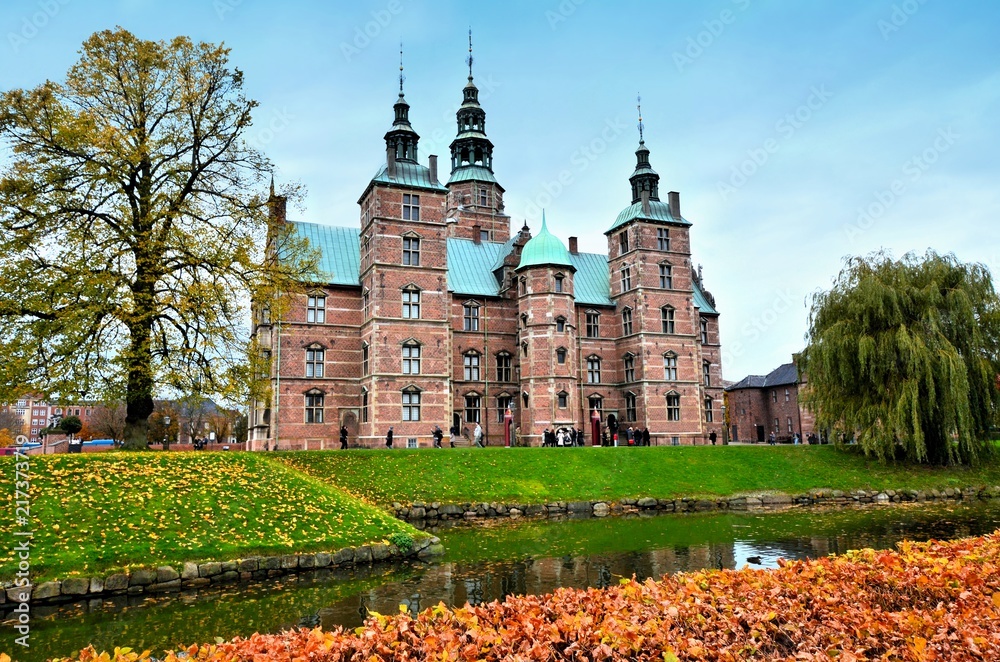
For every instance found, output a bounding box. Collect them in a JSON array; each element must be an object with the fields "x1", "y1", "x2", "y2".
[{"x1": 11, "y1": 501, "x2": 1000, "y2": 662}]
